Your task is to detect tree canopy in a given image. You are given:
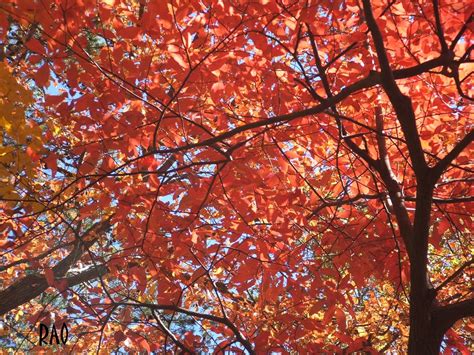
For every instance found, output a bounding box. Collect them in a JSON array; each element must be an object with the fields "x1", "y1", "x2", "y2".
[{"x1": 0, "y1": 0, "x2": 472, "y2": 353}]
